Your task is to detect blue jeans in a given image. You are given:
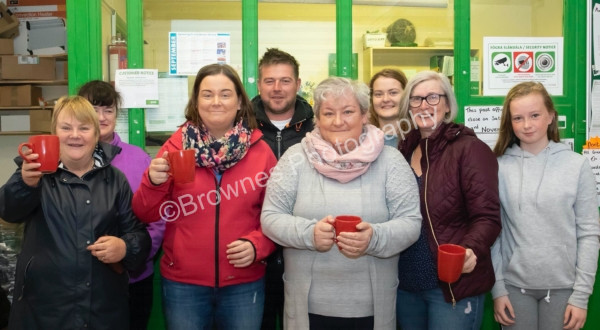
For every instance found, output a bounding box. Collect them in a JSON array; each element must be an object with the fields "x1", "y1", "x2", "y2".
[
  {"x1": 162, "y1": 277, "x2": 265, "y2": 330},
  {"x1": 396, "y1": 287, "x2": 484, "y2": 330}
]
